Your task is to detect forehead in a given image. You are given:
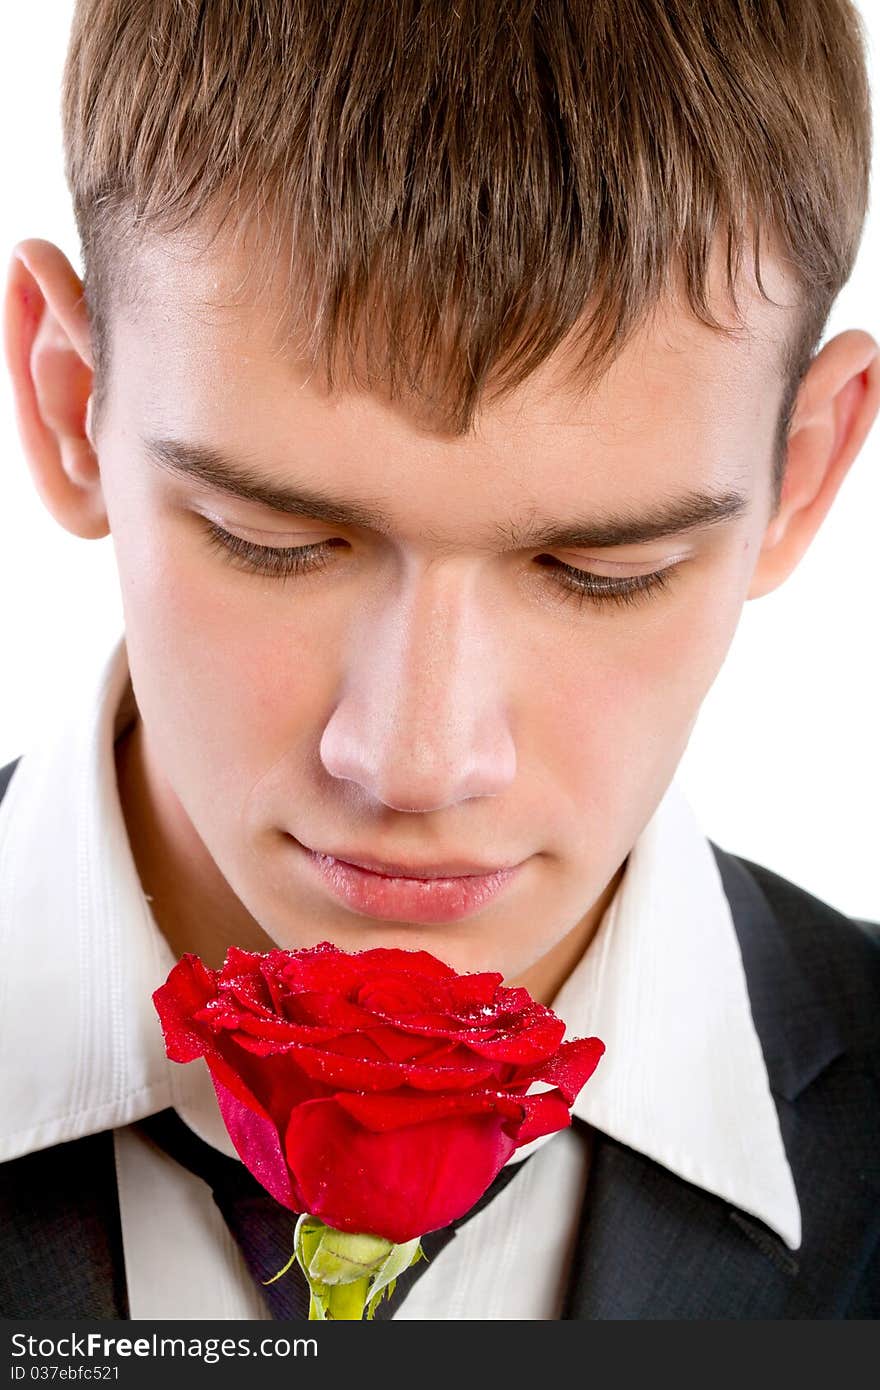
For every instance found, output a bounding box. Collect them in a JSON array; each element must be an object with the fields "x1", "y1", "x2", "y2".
[{"x1": 108, "y1": 223, "x2": 797, "y2": 501}]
